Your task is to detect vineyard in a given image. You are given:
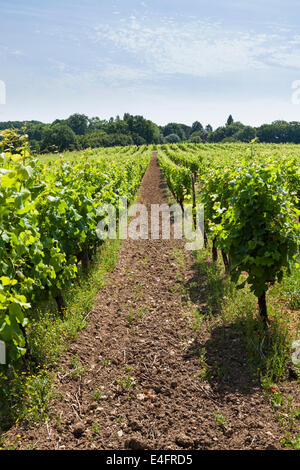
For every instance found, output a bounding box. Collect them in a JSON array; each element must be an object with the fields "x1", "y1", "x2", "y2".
[
  {"x1": 0, "y1": 132, "x2": 299, "y2": 450},
  {"x1": 157, "y1": 141, "x2": 300, "y2": 323},
  {"x1": 0, "y1": 132, "x2": 151, "y2": 362}
]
